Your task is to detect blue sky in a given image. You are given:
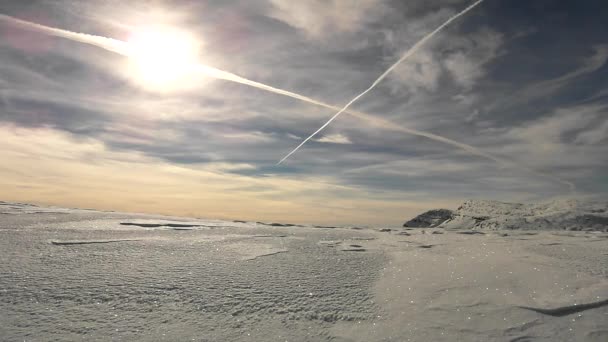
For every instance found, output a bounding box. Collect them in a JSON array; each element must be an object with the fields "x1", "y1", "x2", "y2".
[{"x1": 0, "y1": 0, "x2": 606, "y2": 225}]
